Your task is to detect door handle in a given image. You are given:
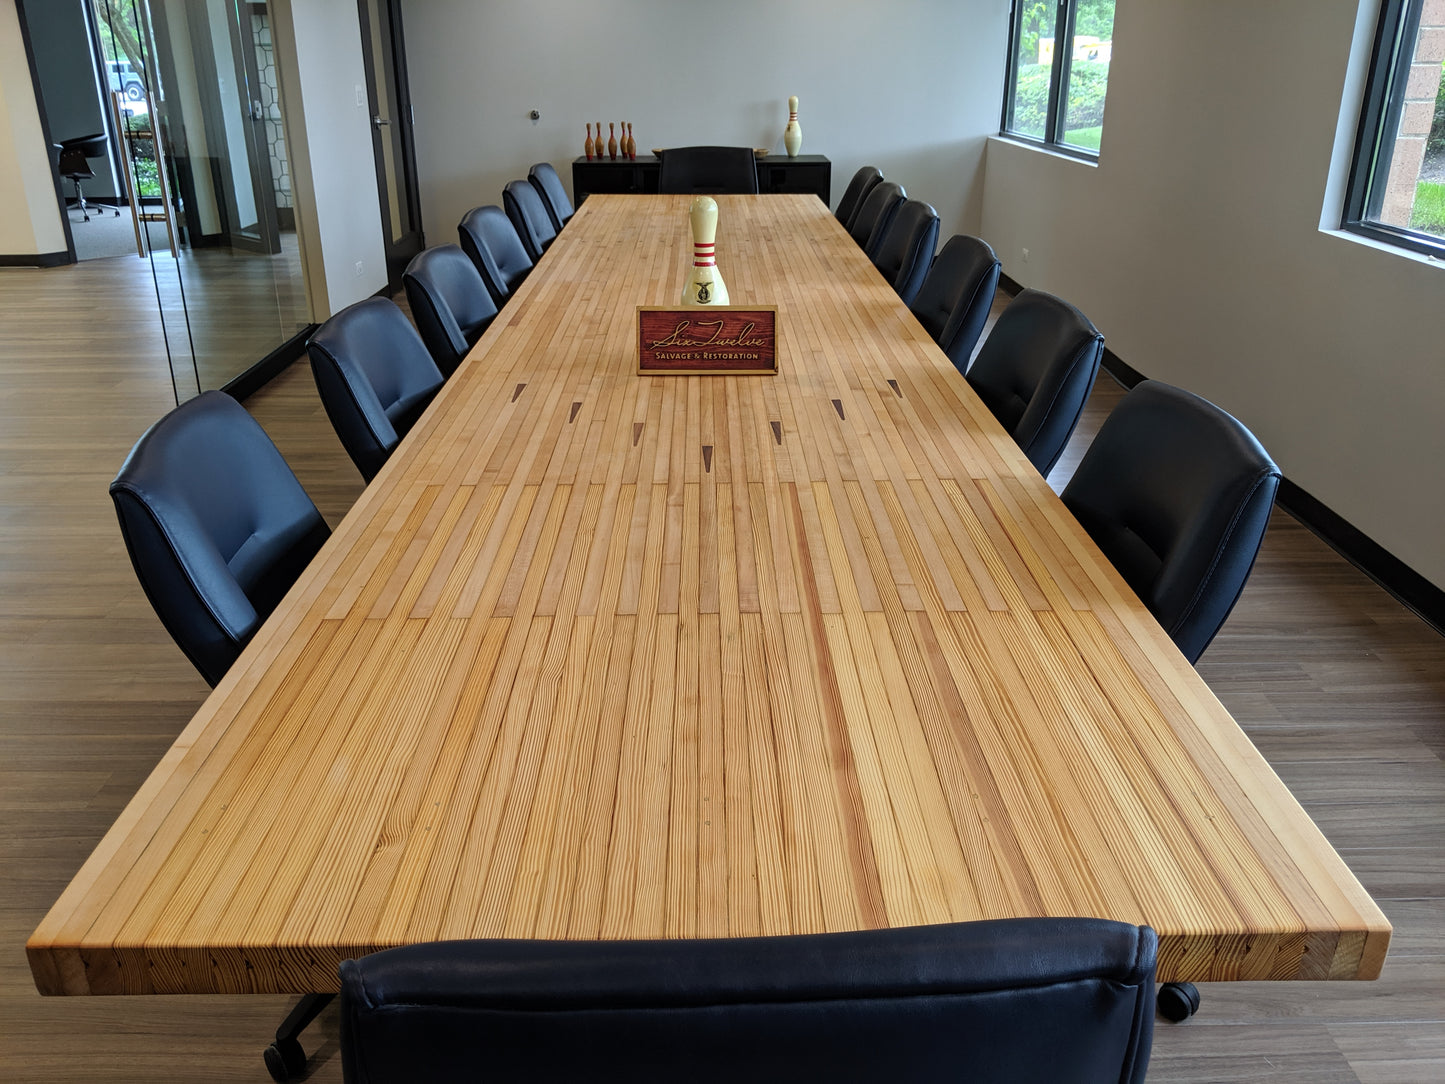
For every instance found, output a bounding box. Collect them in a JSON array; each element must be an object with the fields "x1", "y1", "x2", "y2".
[{"x1": 373, "y1": 115, "x2": 390, "y2": 127}]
